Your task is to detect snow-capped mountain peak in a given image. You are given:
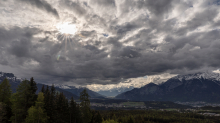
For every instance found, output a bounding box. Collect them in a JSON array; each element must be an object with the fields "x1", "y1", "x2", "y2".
[
  {"x1": 172, "y1": 71, "x2": 220, "y2": 81},
  {"x1": 0, "y1": 71, "x2": 21, "y2": 83},
  {"x1": 54, "y1": 84, "x2": 72, "y2": 89}
]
